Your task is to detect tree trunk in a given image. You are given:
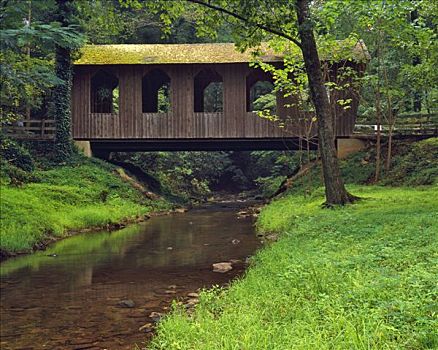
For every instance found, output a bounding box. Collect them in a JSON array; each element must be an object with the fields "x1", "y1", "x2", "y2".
[
  {"x1": 410, "y1": 9, "x2": 422, "y2": 112},
  {"x1": 296, "y1": 0, "x2": 356, "y2": 206},
  {"x1": 374, "y1": 28, "x2": 383, "y2": 182},
  {"x1": 374, "y1": 86, "x2": 382, "y2": 182},
  {"x1": 51, "y1": 0, "x2": 73, "y2": 161},
  {"x1": 383, "y1": 67, "x2": 395, "y2": 172},
  {"x1": 386, "y1": 126, "x2": 393, "y2": 171},
  {"x1": 25, "y1": 0, "x2": 32, "y2": 127}
]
